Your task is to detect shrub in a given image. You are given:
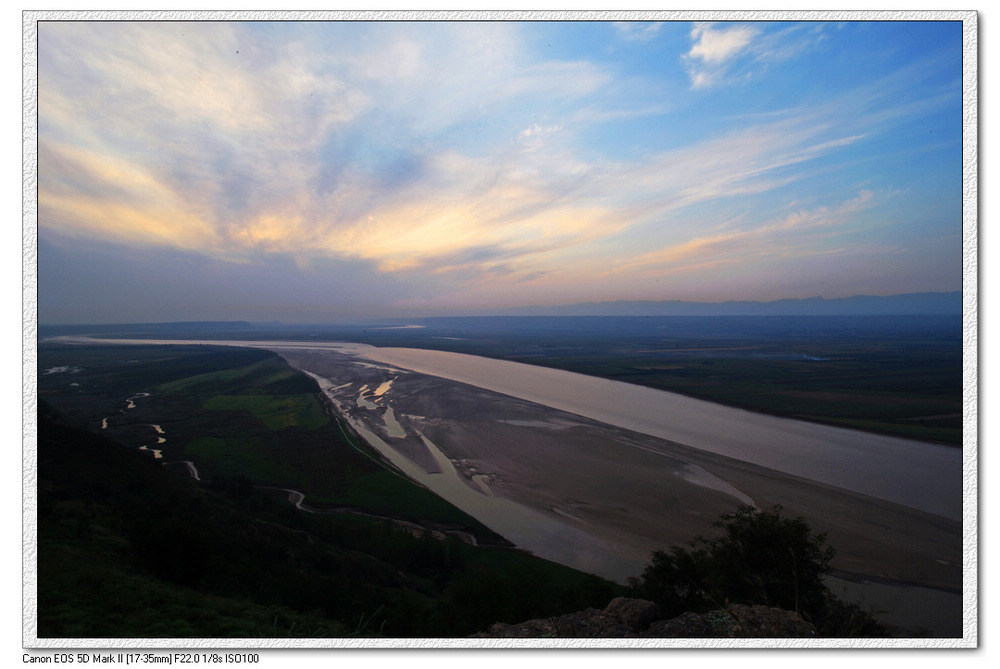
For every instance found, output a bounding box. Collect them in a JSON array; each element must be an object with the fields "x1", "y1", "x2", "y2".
[{"x1": 631, "y1": 505, "x2": 886, "y2": 636}]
